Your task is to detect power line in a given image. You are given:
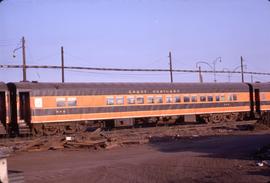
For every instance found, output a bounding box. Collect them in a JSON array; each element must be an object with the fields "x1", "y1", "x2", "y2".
[
  {"x1": 67, "y1": 69, "x2": 169, "y2": 76},
  {"x1": 1, "y1": 64, "x2": 270, "y2": 76}
]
